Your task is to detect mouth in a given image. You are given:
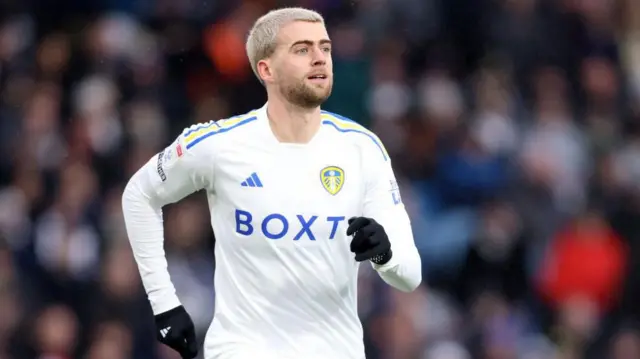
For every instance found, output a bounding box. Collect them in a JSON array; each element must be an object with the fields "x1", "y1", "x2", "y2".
[{"x1": 307, "y1": 74, "x2": 328, "y2": 81}]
